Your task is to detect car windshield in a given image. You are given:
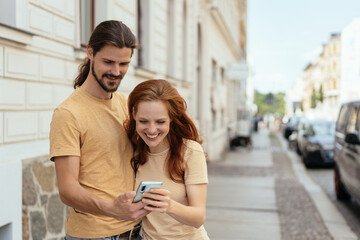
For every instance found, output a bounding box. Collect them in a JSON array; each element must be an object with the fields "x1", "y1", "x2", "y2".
[{"x1": 311, "y1": 122, "x2": 336, "y2": 136}]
